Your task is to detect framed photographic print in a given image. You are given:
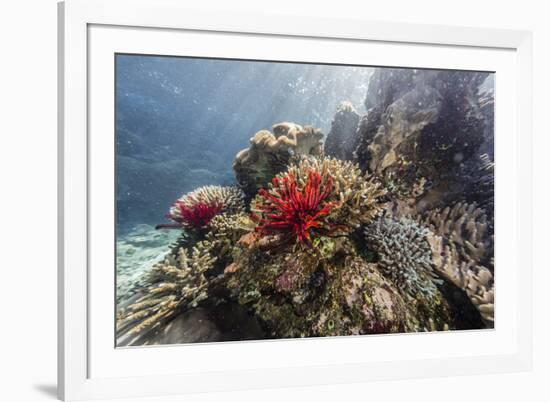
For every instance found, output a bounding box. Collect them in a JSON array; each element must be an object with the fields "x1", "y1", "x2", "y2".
[{"x1": 58, "y1": 0, "x2": 533, "y2": 400}]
